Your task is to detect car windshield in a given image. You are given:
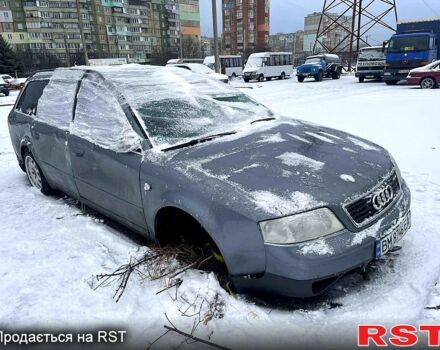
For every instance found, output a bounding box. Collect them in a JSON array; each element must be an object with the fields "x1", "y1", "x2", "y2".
[
  {"x1": 358, "y1": 49, "x2": 384, "y2": 61},
  {"x1": 188, "y1": 64, "x2": 214, "y2": 74},
  {"x1": 388, "y1": 35, "x2": 430, "y2": 53},
  {"x1": 305, "y1": 58, "x2": 322, "y2": 64},
  {"x1": 99, "y1": 66, "x2": 273, "y2": 148},
  {"x1": 245, "y1": 57, "x2": 263, "y2": 68}
]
